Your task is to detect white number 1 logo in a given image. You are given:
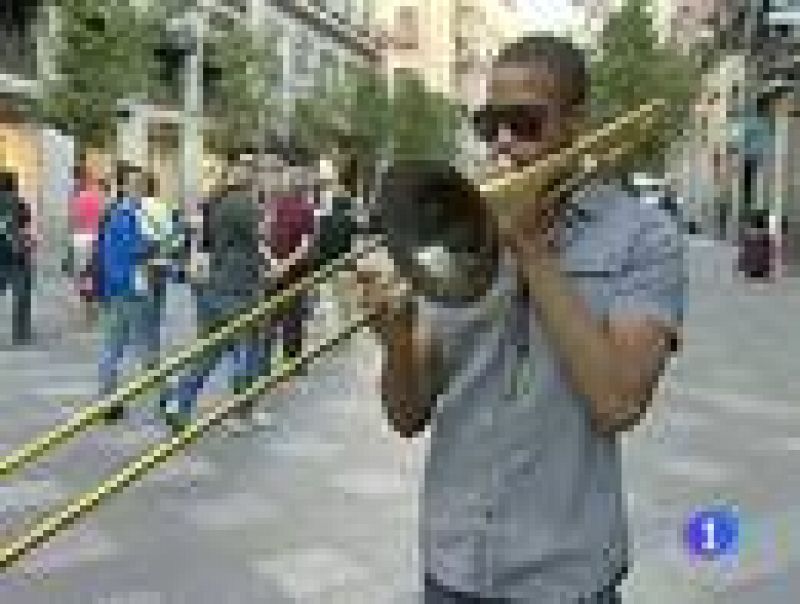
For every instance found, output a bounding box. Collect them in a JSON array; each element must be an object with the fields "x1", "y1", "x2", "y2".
[{"x1": 702, "y1": 517, "x2": 716, "y2": 552}]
